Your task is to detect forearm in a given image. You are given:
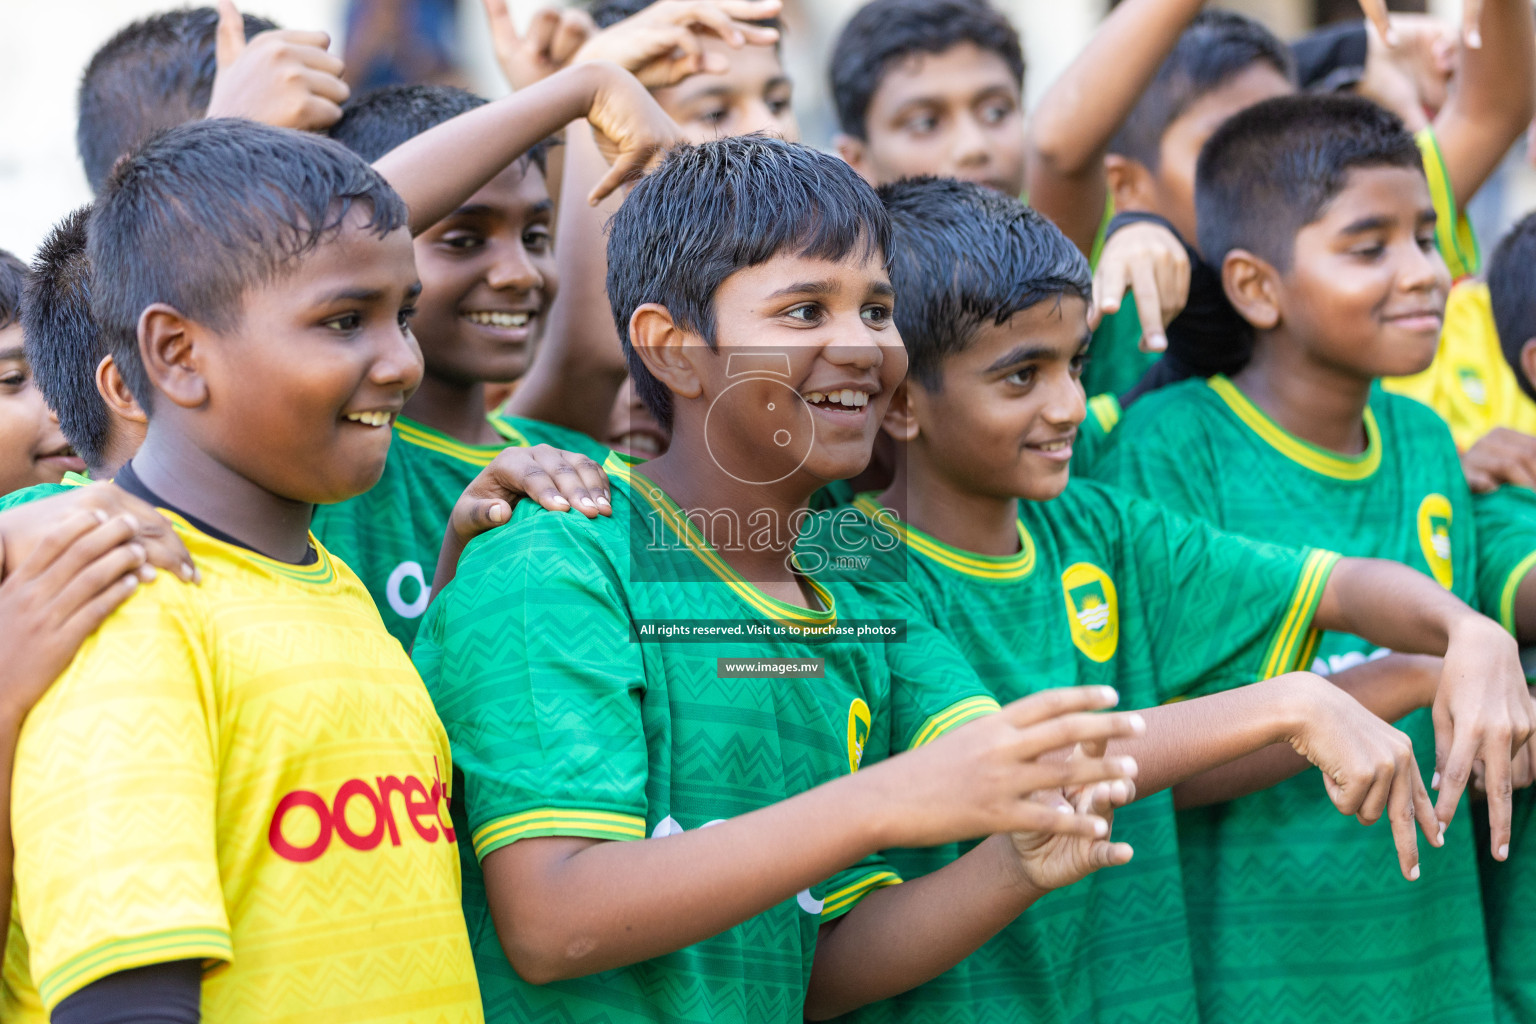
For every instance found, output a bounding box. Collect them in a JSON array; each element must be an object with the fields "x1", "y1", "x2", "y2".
[
  {"x1": 1434, "y1": 0, "x2": 1536, "y2": 206},
  {"x1": 1174, "y1": 655, "x2": 1439, "y2": 808},
  {"x1": 1025, "y1": 0, "x2": 1203, "y2": 251},
  {"x1": 805, "y1": 835, "x2": 1040, "y2": 1020},
  {"x1": 487, "y1": 769, "x2": 893, "y2": 983},
  {"x1": 374, "y1": 62, "x2": 619, "y2": 235},
  {"x1": 506, "y1": 122, "x2": 629, "y2": 436},
  {"x1": 1515, "y1": 570, "x2": 1536, "y2": 646},
  {"x1": 1315, "y1": 557, "x2": 1498, "y2": 655}
]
